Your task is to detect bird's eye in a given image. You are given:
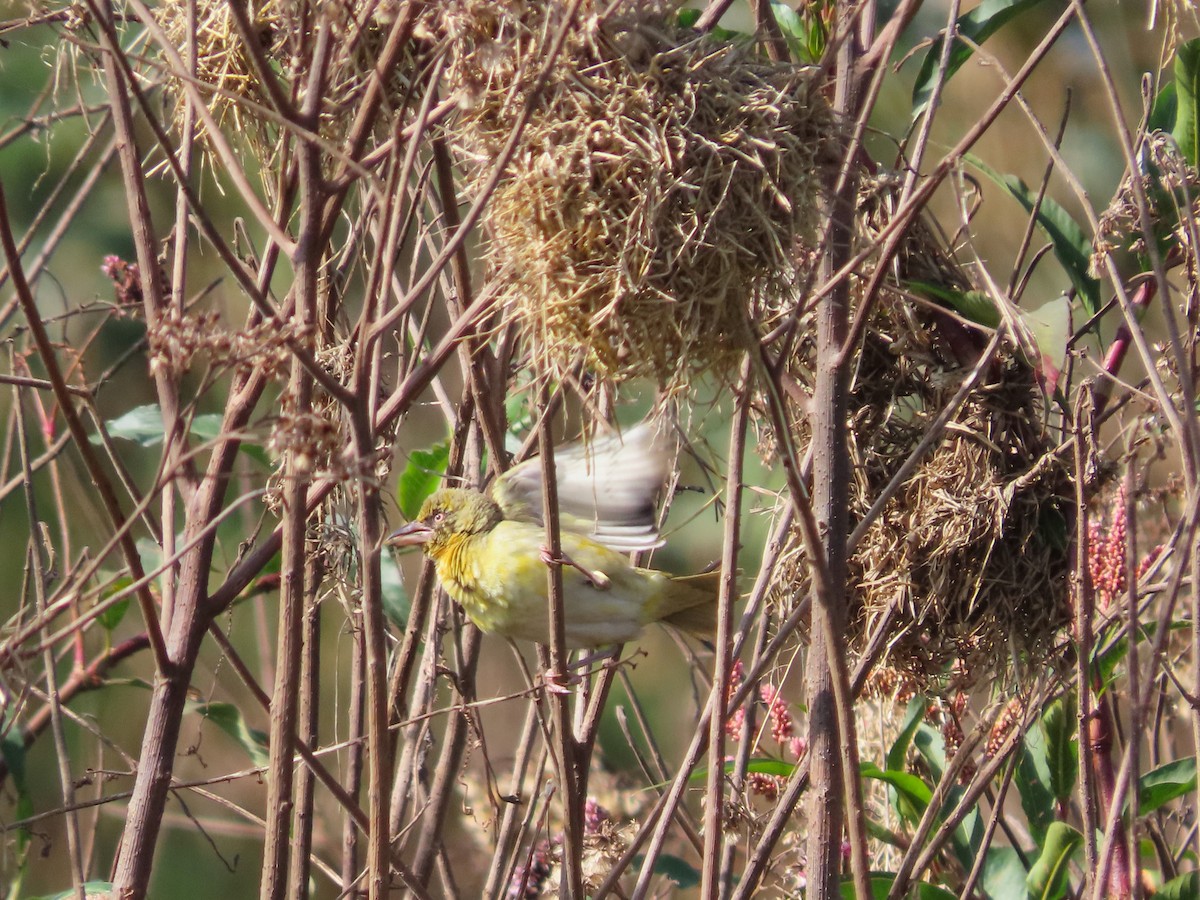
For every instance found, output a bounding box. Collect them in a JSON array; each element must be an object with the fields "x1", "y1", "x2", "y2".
[{"x1": 431, "y1": 511, "x2": 446, "y2": 525}]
